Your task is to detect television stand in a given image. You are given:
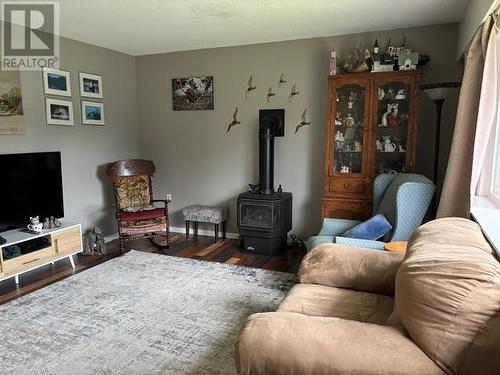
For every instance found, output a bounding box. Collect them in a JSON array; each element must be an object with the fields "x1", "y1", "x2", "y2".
[{"x1": 0, "y1": 223, "x2": 82, "y2": 285}]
